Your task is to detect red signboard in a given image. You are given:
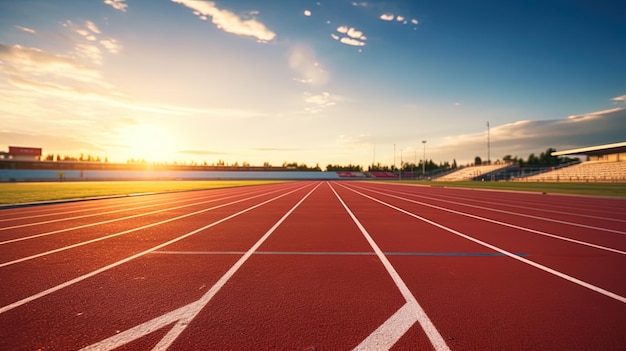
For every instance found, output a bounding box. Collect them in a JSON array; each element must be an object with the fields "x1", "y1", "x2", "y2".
[{"x1": 8, "y1": 146, "x2": 42, "y2": 156}]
